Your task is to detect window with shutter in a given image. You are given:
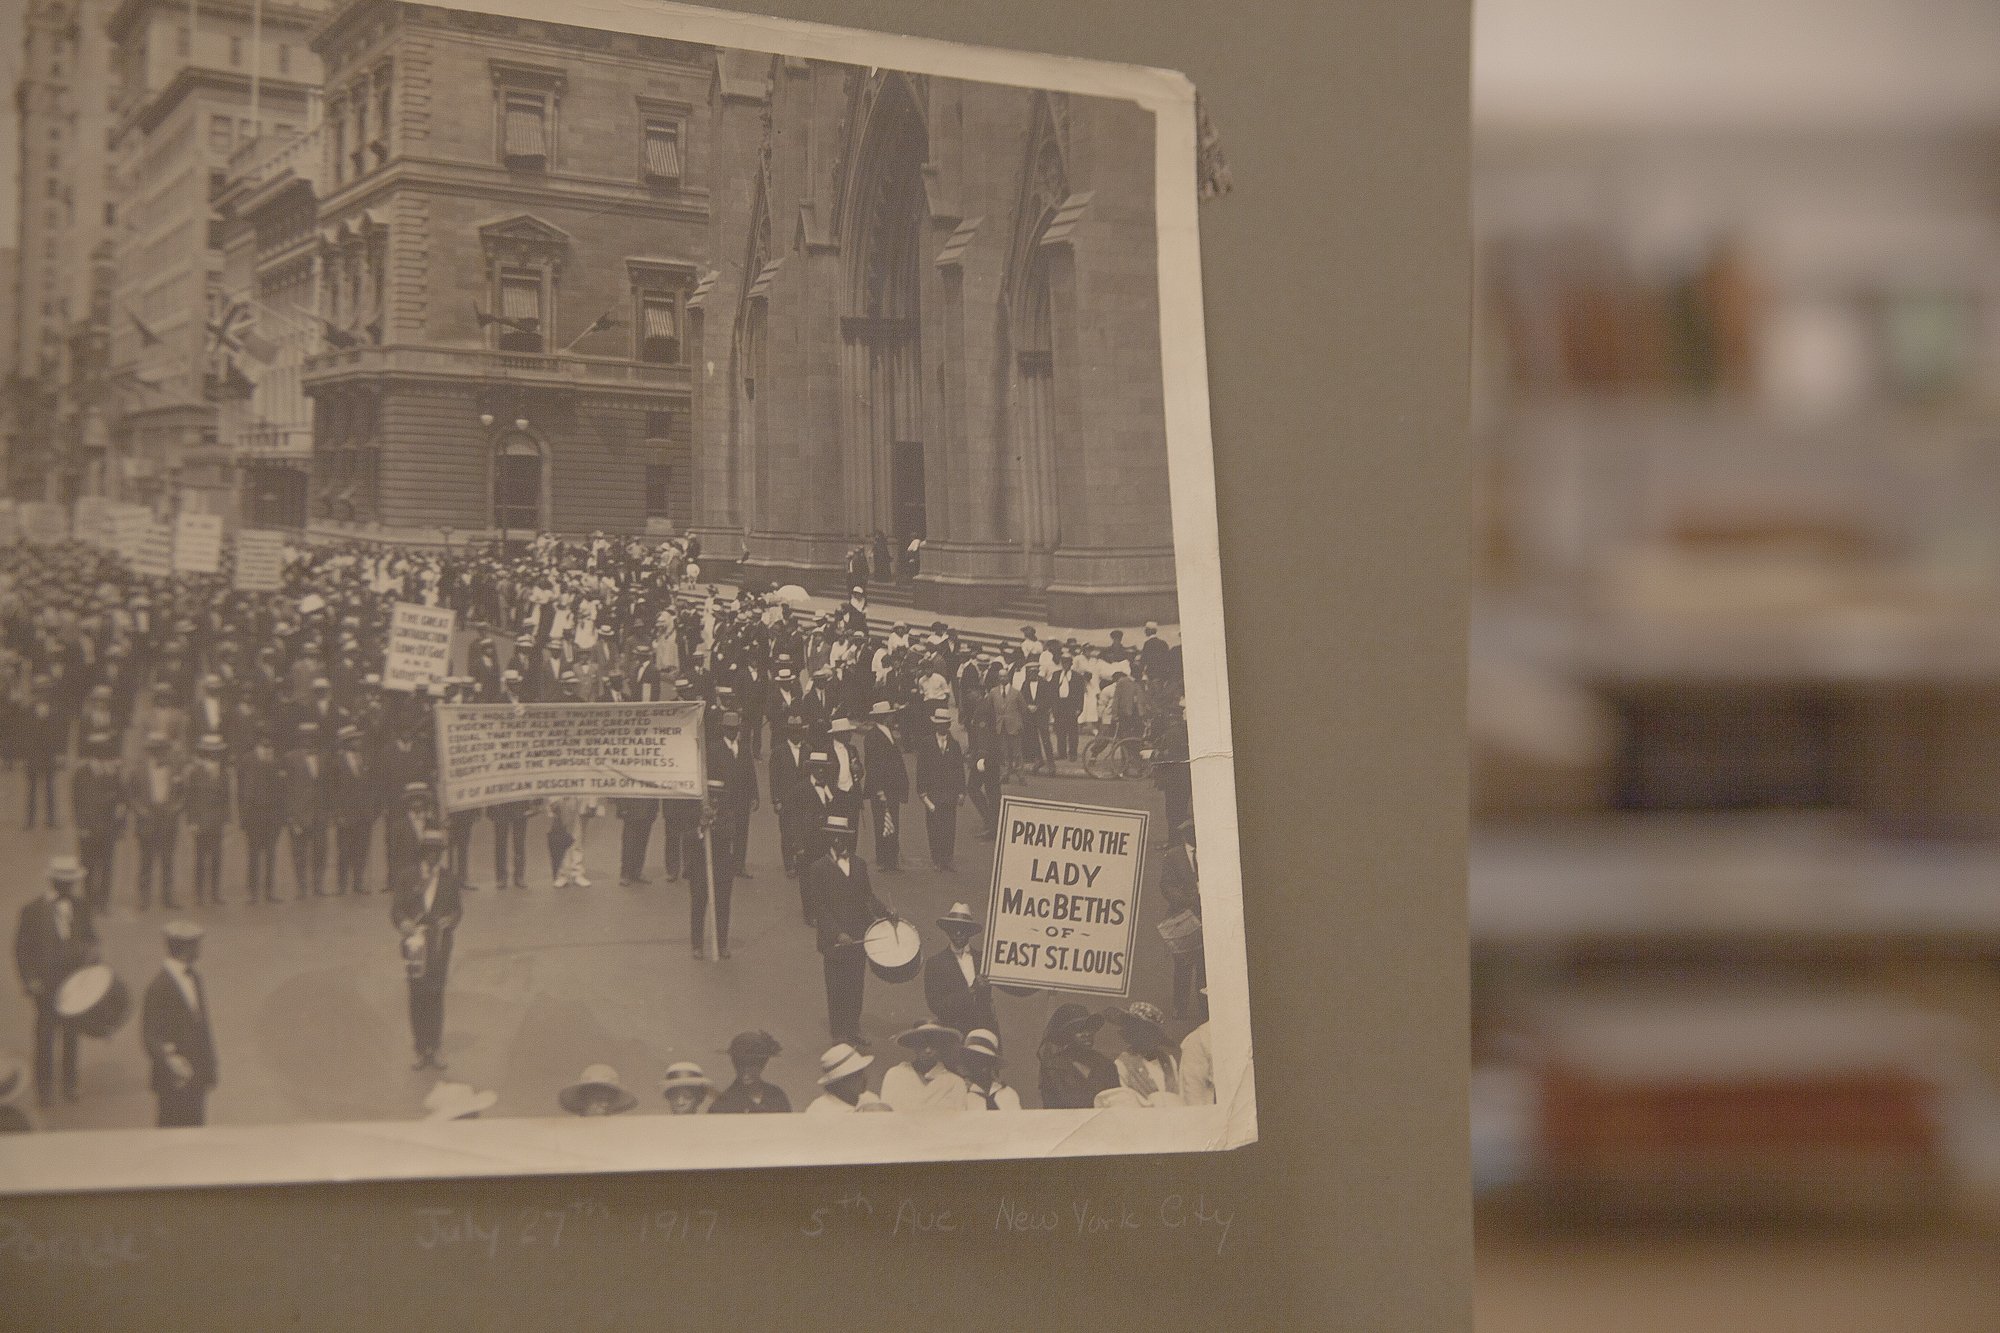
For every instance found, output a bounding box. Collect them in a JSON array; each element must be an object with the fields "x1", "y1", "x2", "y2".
[
  {"x1": 503, "y1": 93, "x2": 548, "y2": 168},
  {"x1": 643, "y1": 120, "x2": 681, "y2": 182},
  {"x1": 637, "y1": 293, "x2": 678, "y2": 364},
  {"x1": 497, "y1": 271, "x2": 544, "y2": 352}
]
